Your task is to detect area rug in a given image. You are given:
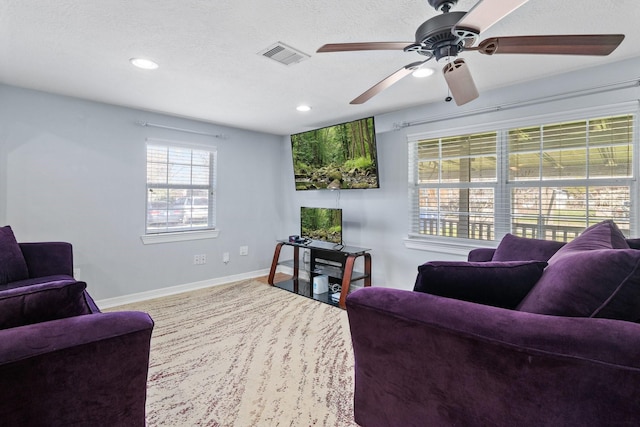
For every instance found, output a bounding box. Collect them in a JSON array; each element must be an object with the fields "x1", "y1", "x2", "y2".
[{"x1": 106, "y1": 279, "x2": 358, "y2": 426}]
